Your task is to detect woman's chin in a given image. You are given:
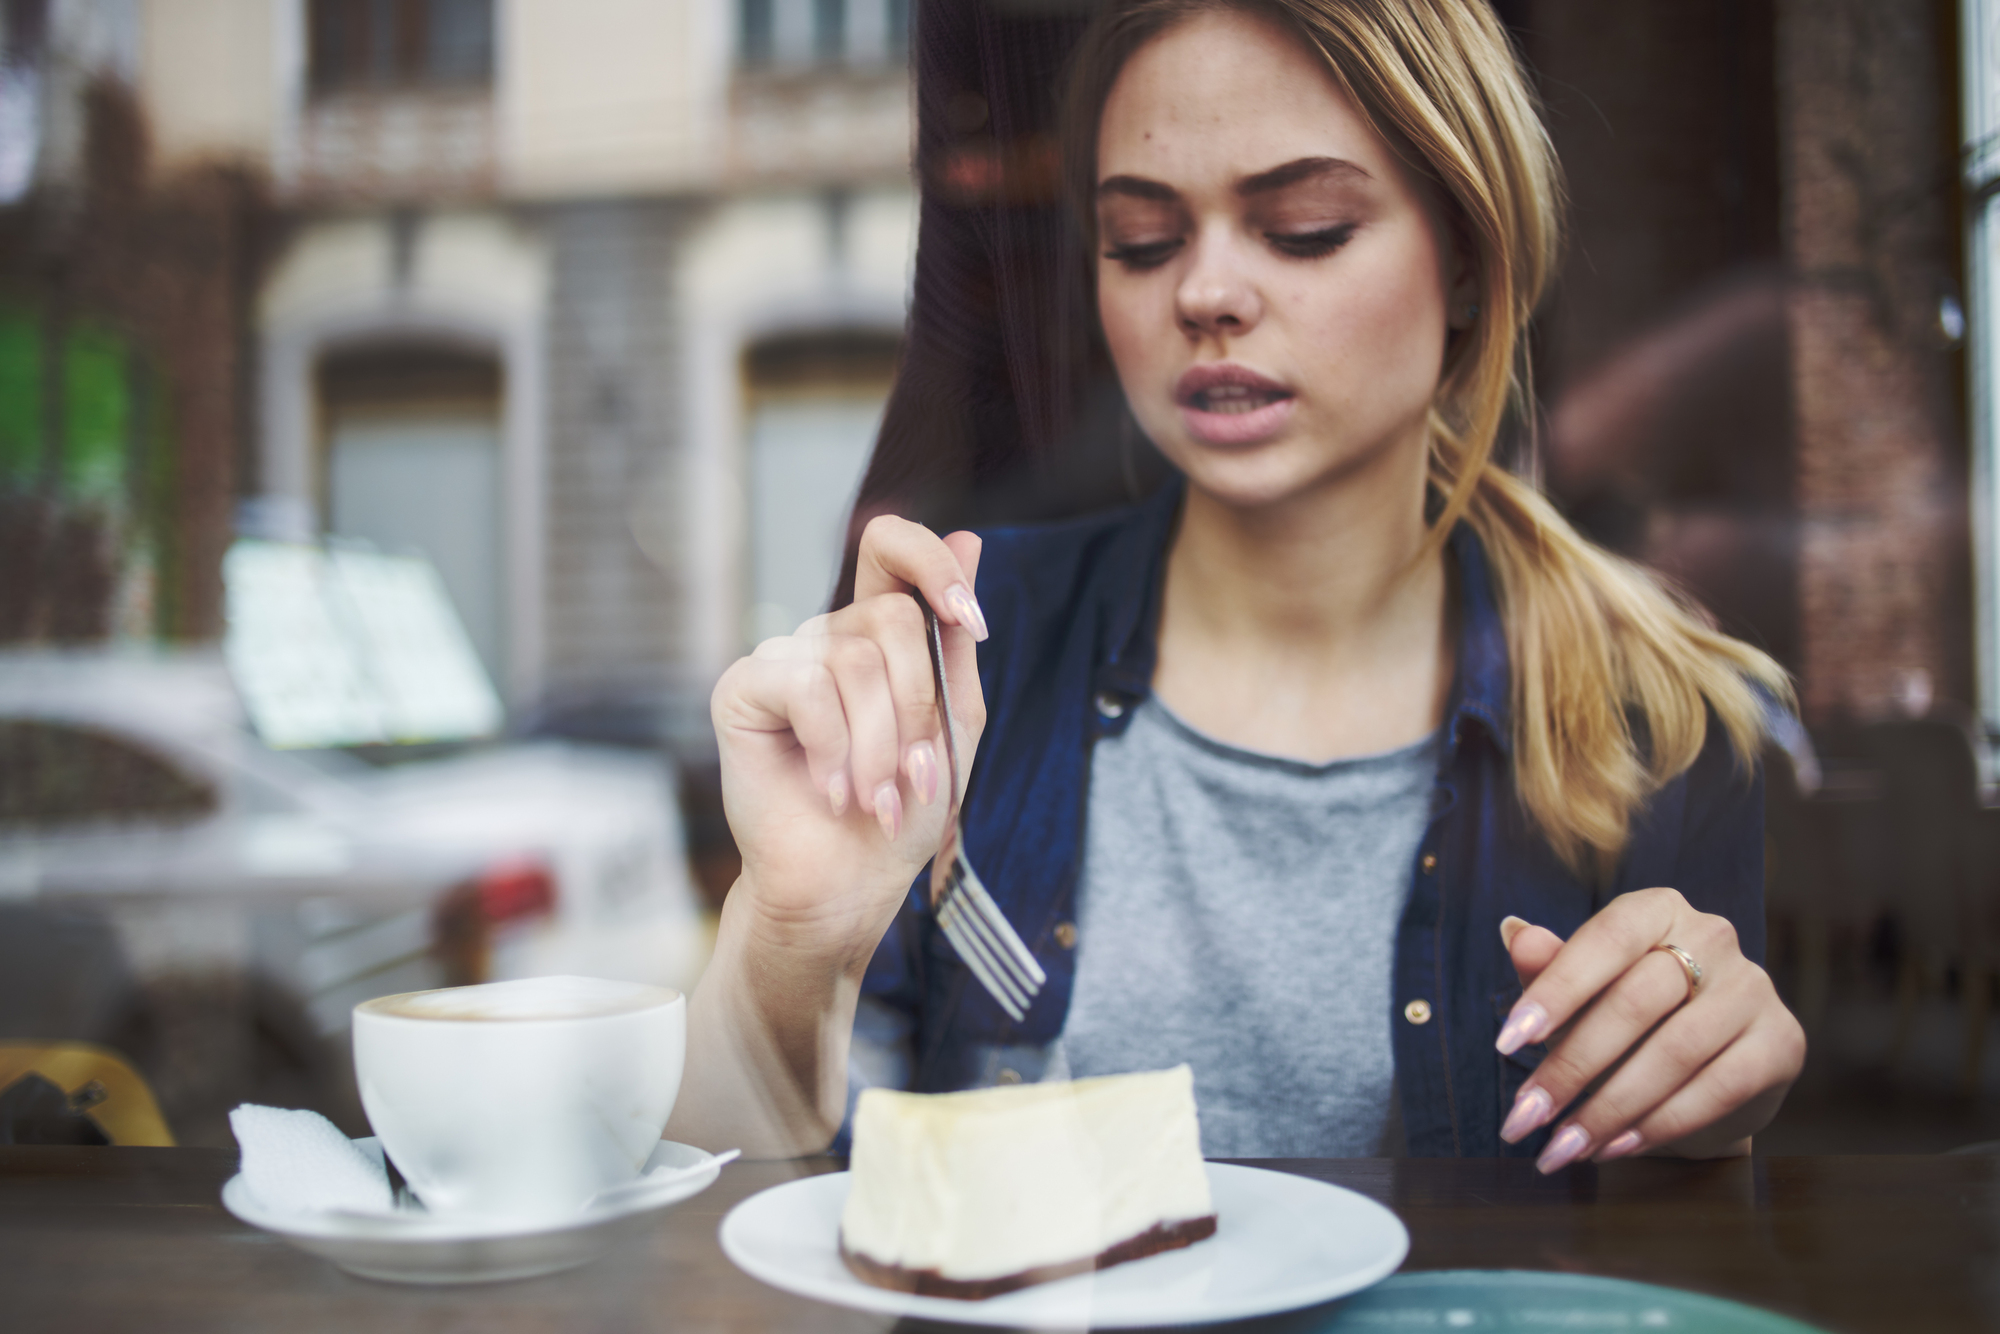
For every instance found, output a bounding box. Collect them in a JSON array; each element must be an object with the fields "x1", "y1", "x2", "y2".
[{"x1": 1174, "y1": 450, "x2": 1329, "y2": 512}]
